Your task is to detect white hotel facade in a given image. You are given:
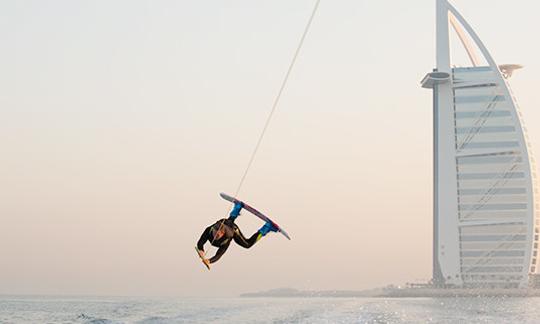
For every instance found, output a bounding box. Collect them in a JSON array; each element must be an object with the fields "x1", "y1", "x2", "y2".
[{"x1": 422, "y1": 0, "x2": 539, "y2": 288}]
